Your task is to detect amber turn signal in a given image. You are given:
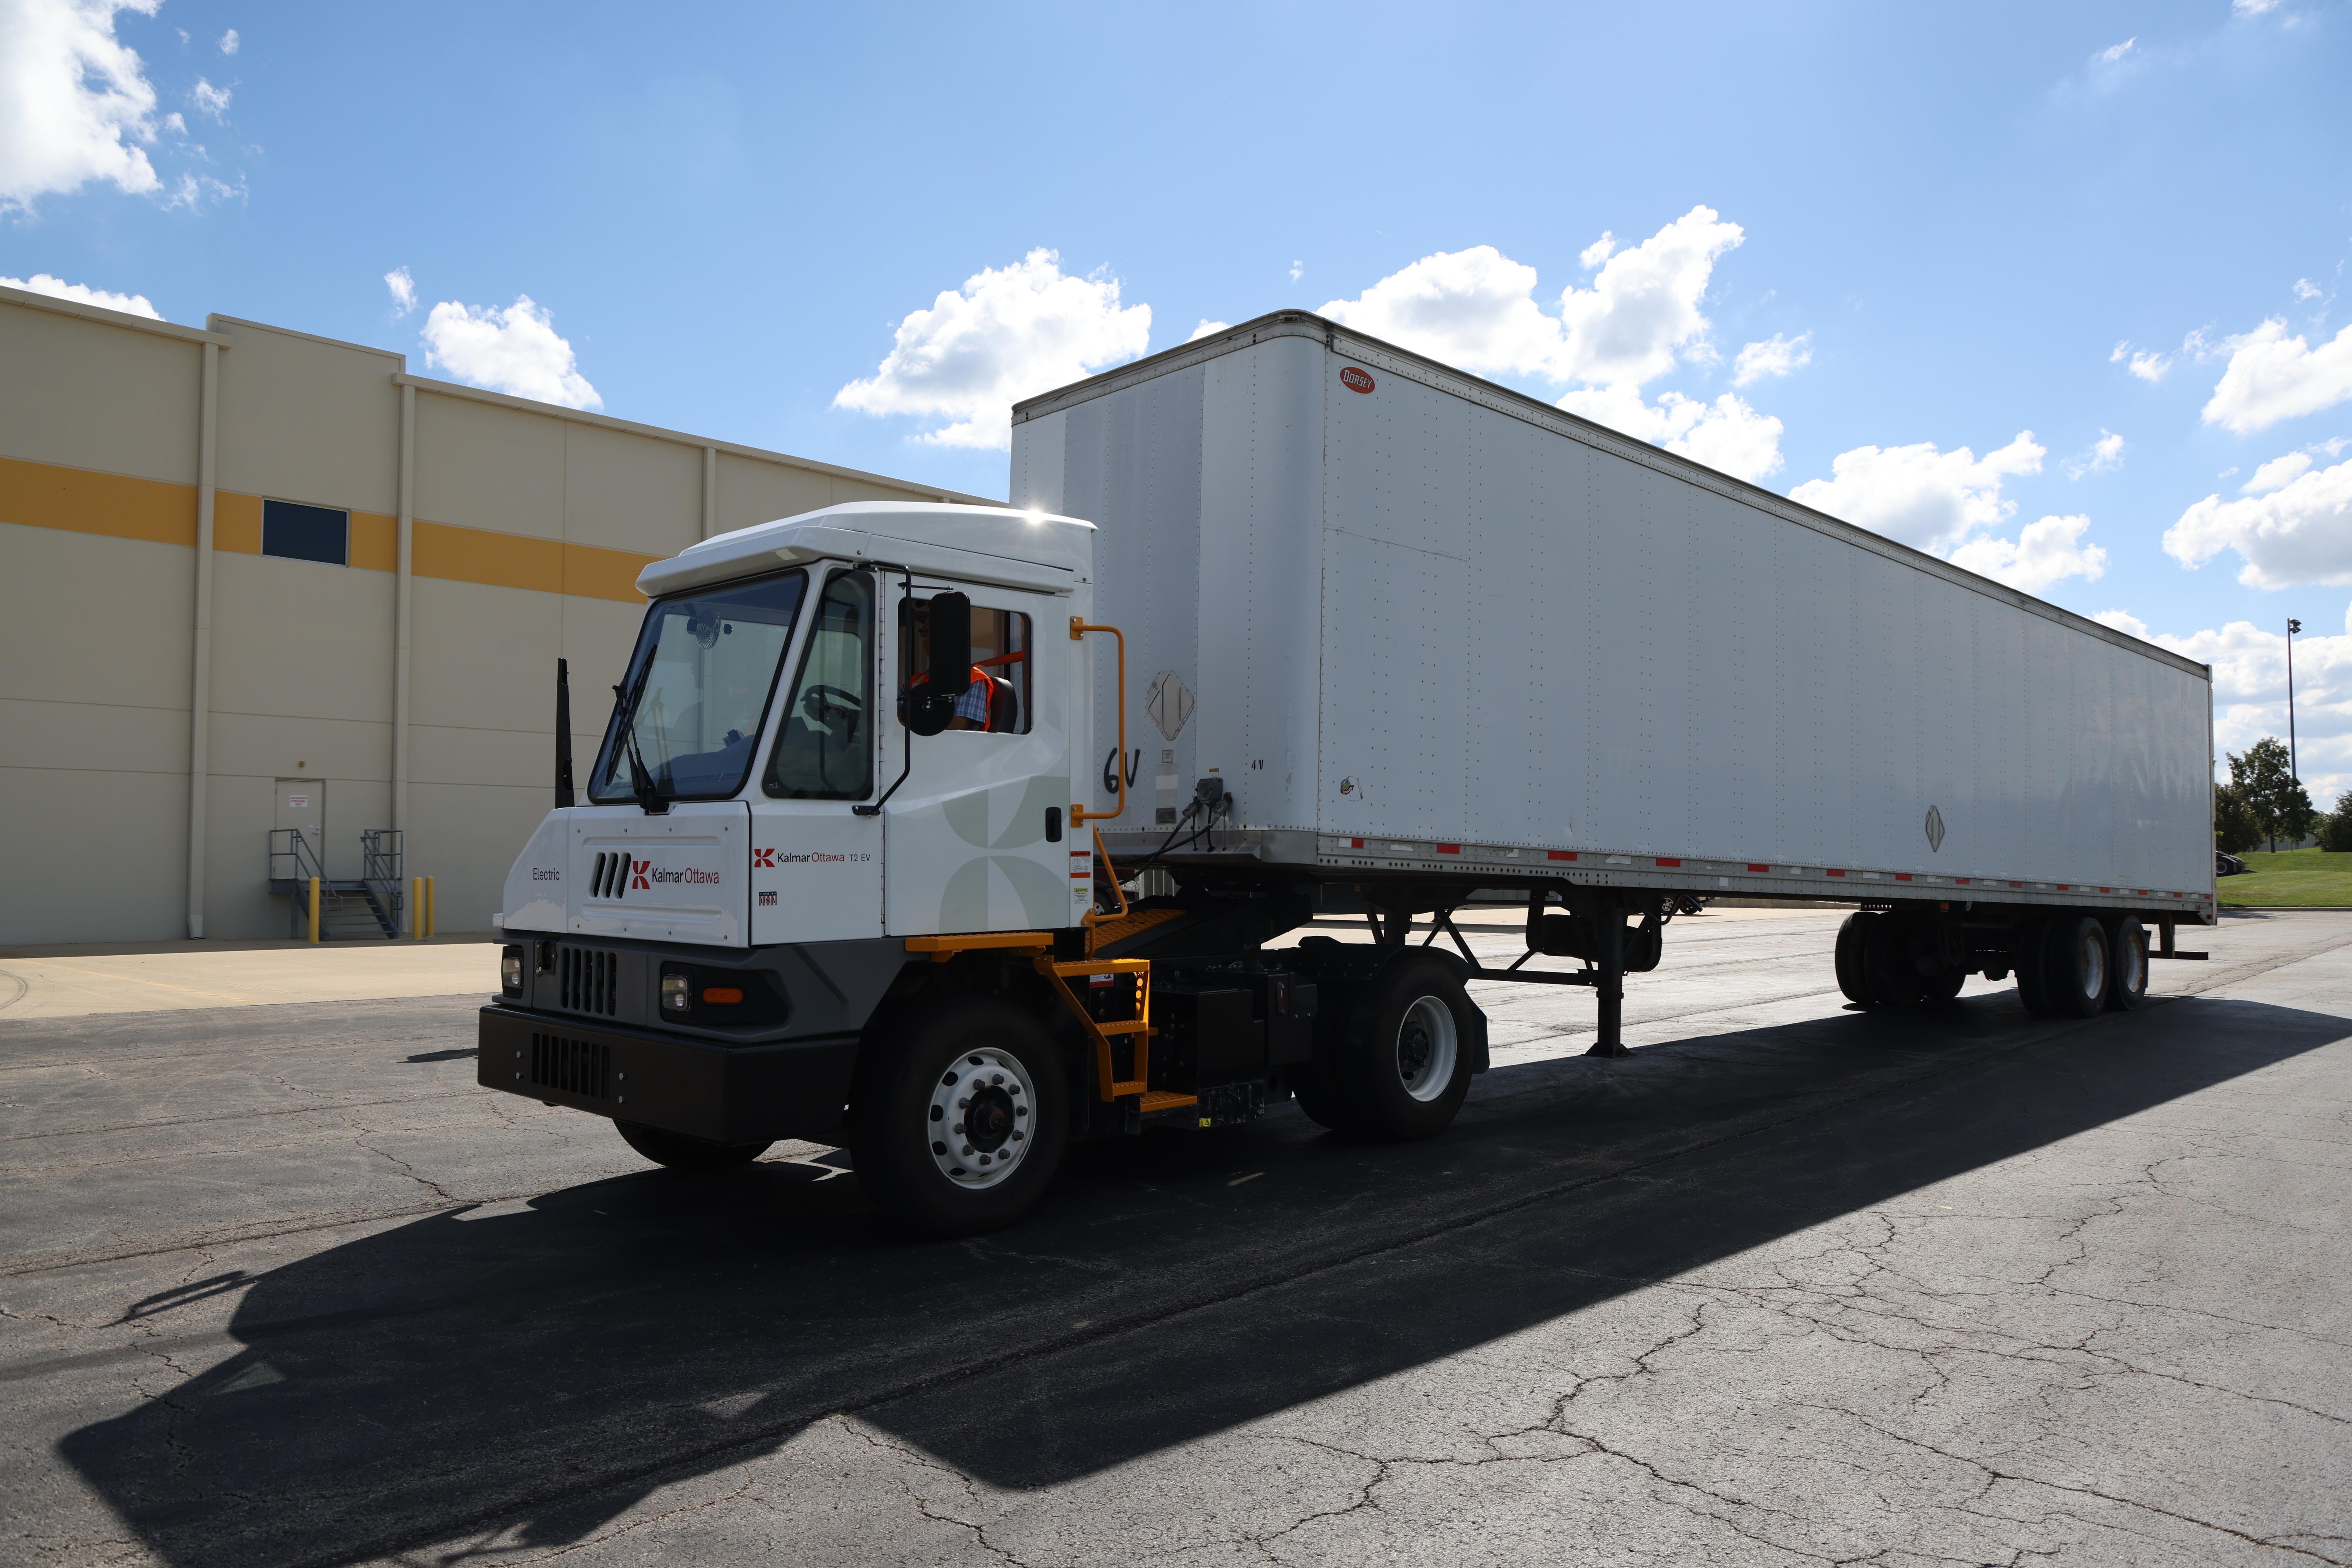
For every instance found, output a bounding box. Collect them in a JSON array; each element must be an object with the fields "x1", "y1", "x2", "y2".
[{"x1": 701, "y1": 986, "x2": 744, "y2": 1005}]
